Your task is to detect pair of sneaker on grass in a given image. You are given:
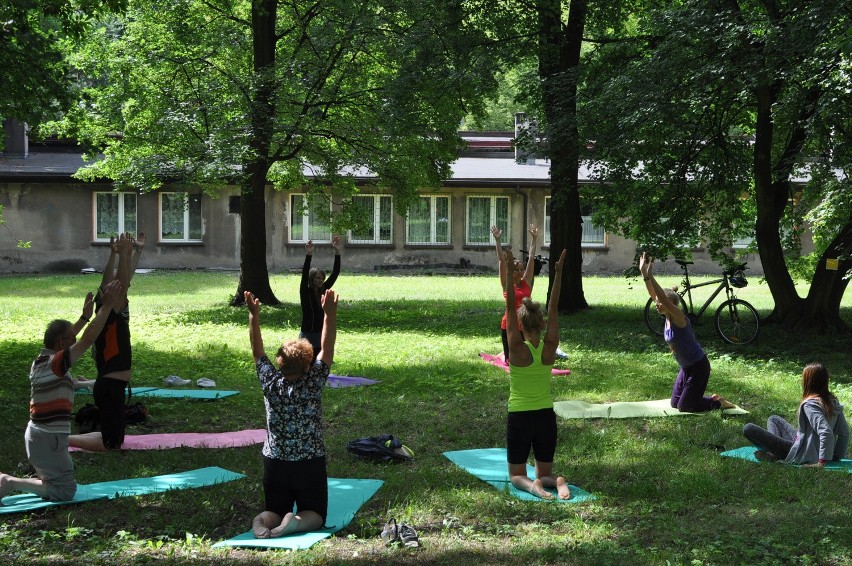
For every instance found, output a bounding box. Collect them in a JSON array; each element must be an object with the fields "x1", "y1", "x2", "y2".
[
  {"x1": 163, "y1": 375, "x2": 216, "y2": 388},
  {"x1": 381, "y1": 517, "x2": 420, "y2": 548}
]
